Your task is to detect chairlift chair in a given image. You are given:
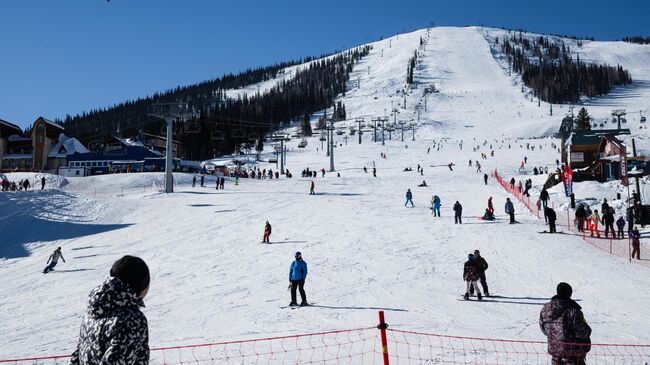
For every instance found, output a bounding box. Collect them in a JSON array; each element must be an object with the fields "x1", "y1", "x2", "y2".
[
  {"x1": 210, "y1": 131, "x2": 225, "y2": 141},
  {"x1": 231, "y1": 129, "x2": 245, "y2": 139},
  {"x1": 298, "y1": 138, "x2": 308, "y2": 148},
  {"x1": 184, "y1": 120, "x2": 202, "y2": 134},
  {"x1": 622, "y1": 118, "x2": 627, "y2": 124}
]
